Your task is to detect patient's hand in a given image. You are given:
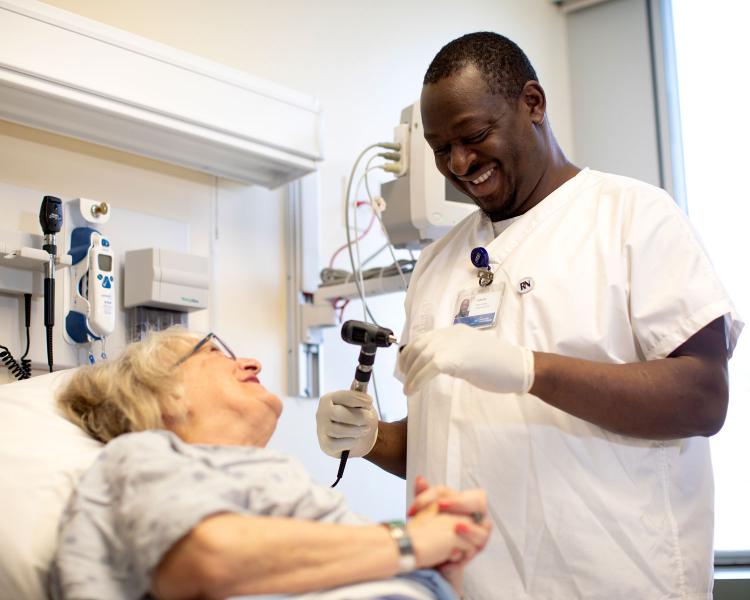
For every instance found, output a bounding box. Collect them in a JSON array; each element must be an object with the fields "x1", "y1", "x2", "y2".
[
  {"x1": 406, "y1": 477, "x2": 491, "y2": 595},
  {"x1": 407, "y1": 476, "x2": 491, "y2": 594},
  {"x1": 408, "y1": 476, "x2": 489, "y2": 523}
]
